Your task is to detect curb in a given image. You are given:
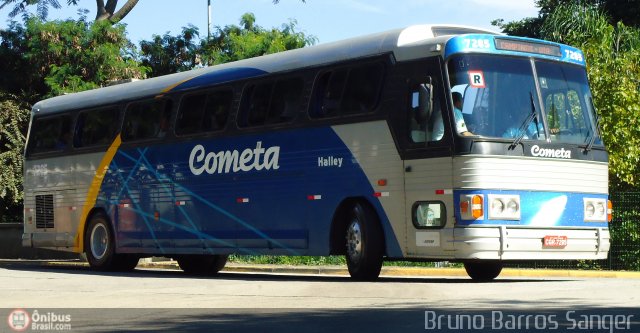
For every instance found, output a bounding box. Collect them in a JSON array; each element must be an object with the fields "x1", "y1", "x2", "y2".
[
  {"x1": 3, "y1": 259, "x2": 639, "y2": 279},
  {"x1": 117, "y1": 261, "x2": 640, "y2": 279}
]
